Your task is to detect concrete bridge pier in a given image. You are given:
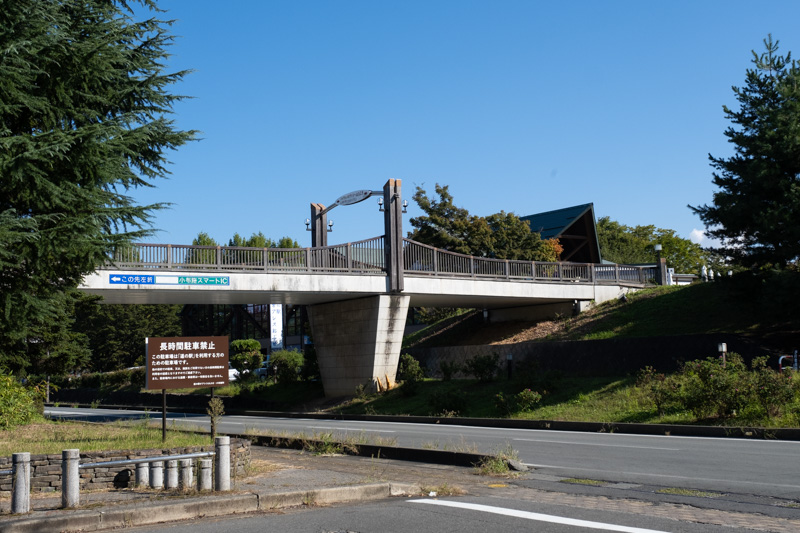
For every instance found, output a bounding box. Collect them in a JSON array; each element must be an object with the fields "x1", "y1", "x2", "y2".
[{"x1": 308, "y1": 294, "x2": 410, "y2": 397}]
